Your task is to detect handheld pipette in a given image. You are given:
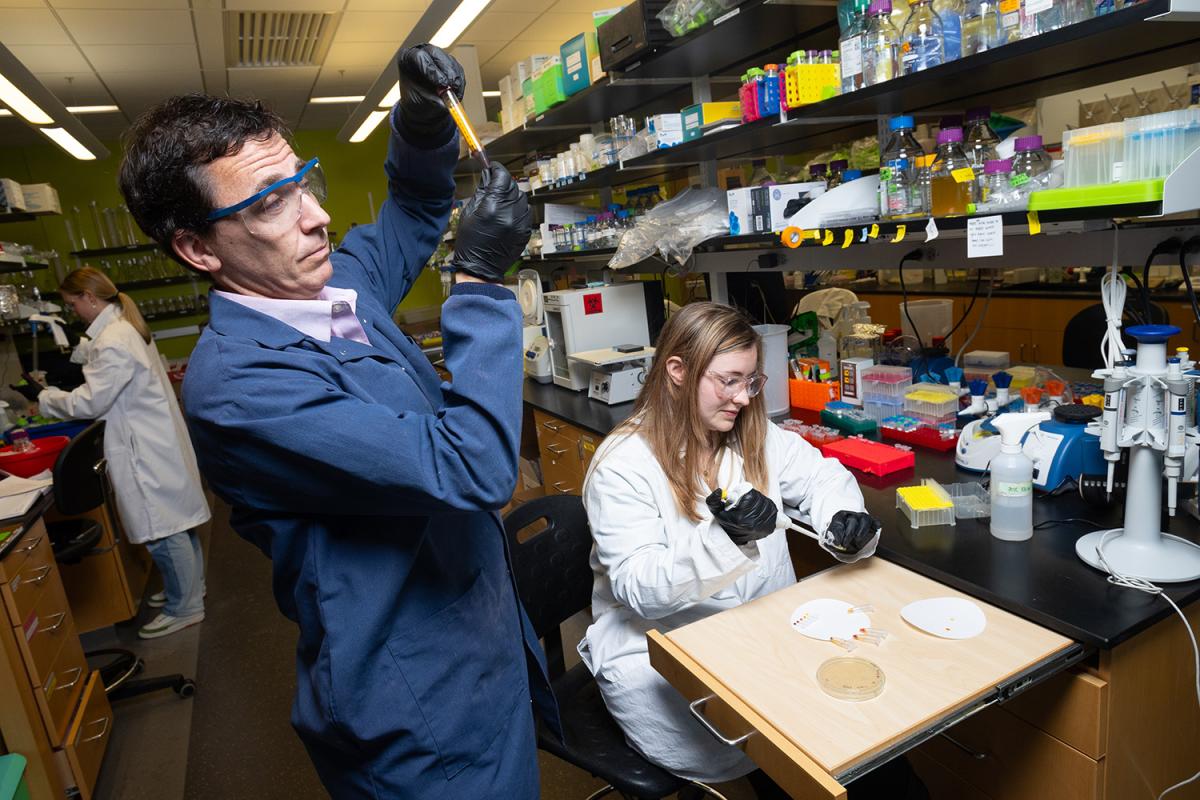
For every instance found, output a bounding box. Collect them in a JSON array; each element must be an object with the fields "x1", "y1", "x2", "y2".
[{"x1": 439, "y1": 88, "x2": 489, "y2": 168}]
